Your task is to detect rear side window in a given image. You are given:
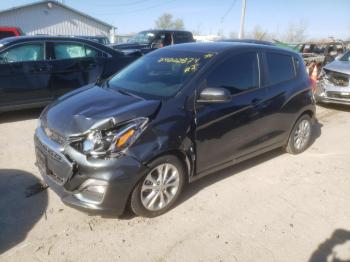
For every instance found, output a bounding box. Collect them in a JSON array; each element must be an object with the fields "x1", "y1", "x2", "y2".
[
  {"x1": 266, "y1": 53, "x2": 295, "y2": 85},
  {"x1": 53, "y1": 43, "x2": 102, "y2": 59},
  {"x1": 207, "y1": 52, "x2": 259, "y2": 95}
]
